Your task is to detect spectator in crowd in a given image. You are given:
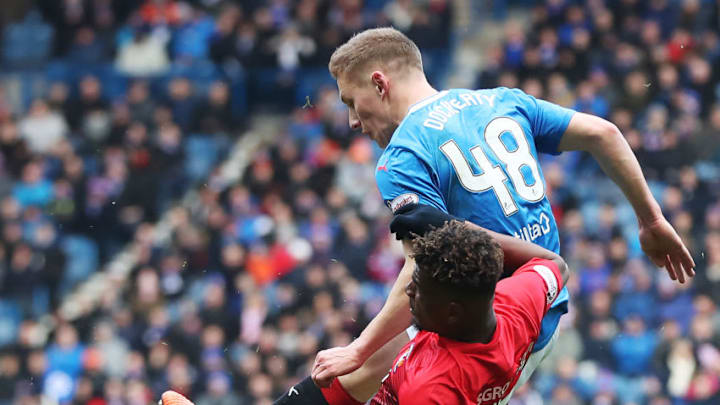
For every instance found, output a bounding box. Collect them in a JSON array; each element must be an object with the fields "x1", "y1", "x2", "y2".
[
  {"x1": 18, "y1": 100, "x2": 68, "y2": 154},
  {"x1": 192, "y1": 81, "x2": 235, "y2": 135},
  {"x1": 116, "y1": 26, "x2": 170, "y2": 77}
]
